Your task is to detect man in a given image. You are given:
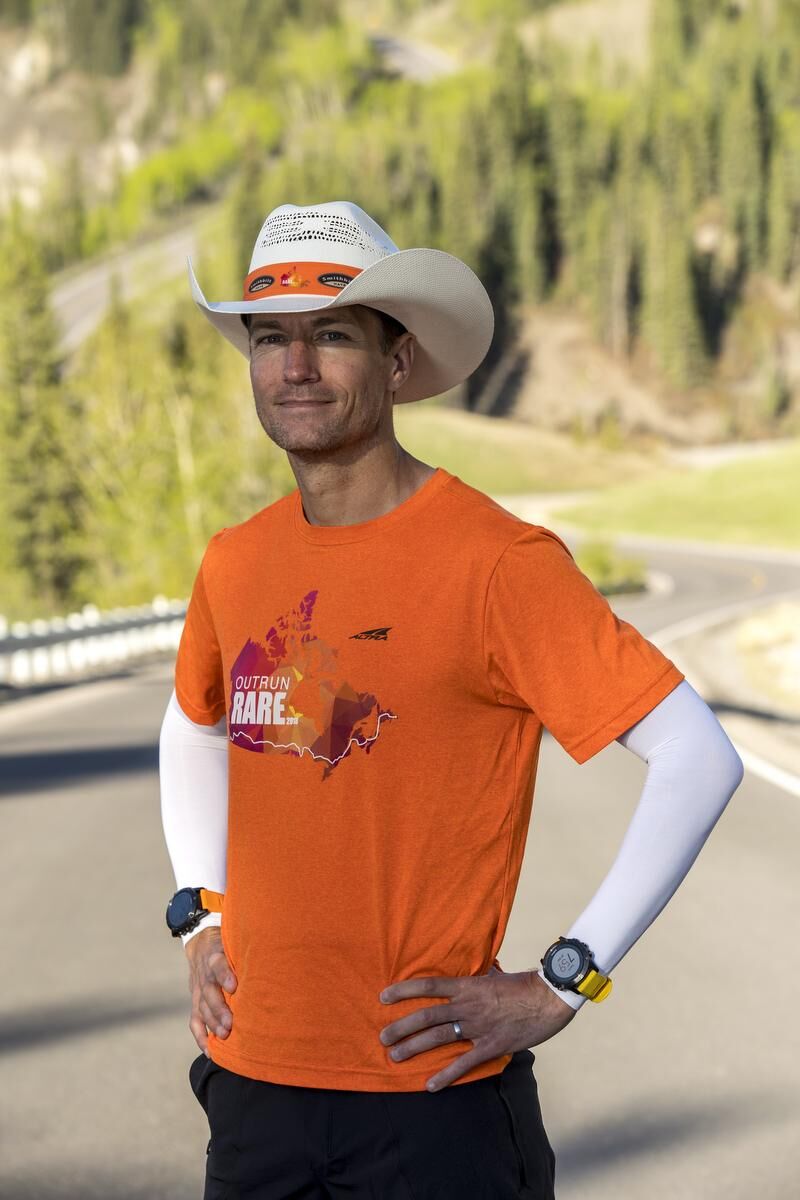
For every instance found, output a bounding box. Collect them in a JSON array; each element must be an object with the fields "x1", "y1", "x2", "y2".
[{"x1": 159, "y1": 201, "x2": 744, "y2": 1199}]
